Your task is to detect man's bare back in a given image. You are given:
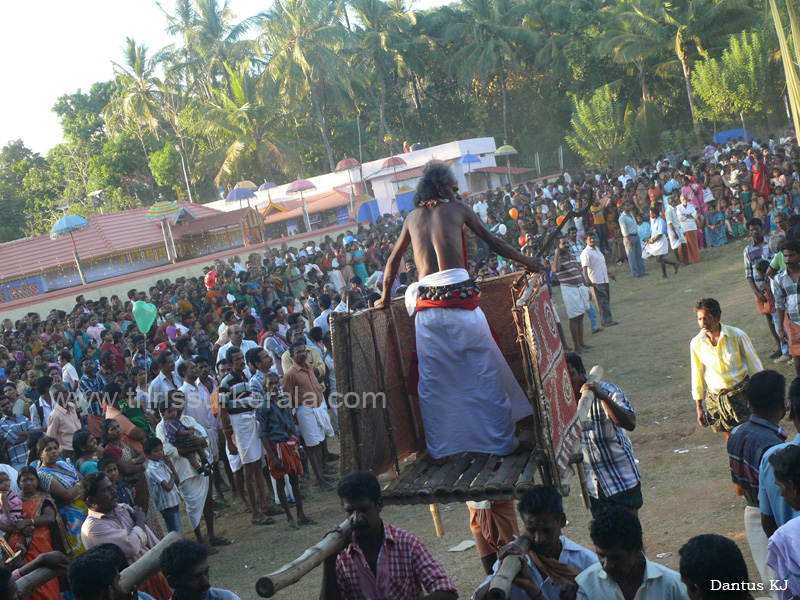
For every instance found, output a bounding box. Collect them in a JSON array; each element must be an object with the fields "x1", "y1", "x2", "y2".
[{"x1": 404, "y1": 202, "x2": 475, "y2": 278}]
